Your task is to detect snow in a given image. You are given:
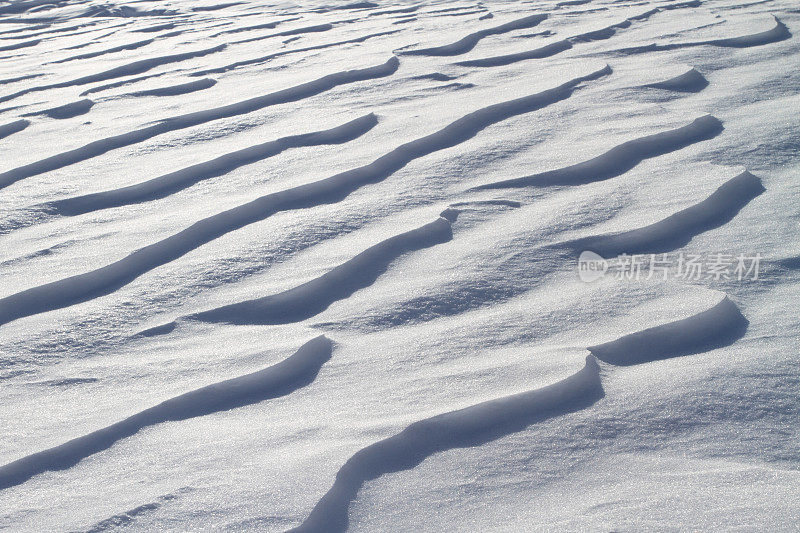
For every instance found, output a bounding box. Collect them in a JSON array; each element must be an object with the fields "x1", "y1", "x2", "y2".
[{"x1": 0, "y1": 0, "x2": 798, "y2": 531}]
